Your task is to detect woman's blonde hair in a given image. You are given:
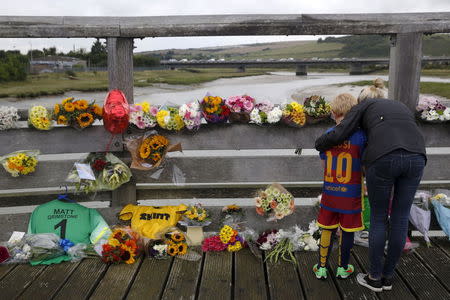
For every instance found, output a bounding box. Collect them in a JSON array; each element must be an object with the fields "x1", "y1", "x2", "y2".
[
  {"x1": 330, "y1": 93, "x2": 358, "y2": 116},
  {"x1": 358, "y1": 78, "x2": 386, "y2": 102}
]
